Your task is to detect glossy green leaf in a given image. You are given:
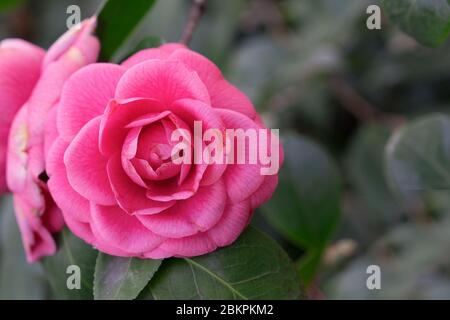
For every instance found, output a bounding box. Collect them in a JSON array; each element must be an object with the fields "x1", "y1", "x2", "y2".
[
  {"x1": 41, "y1": 228, "x2": 98, "y2": 299},
  {"x1": 97, "y1": 0, "x2": 158, "y2": 61},
  {"x1": 385, "y1": 113, "x2": 450, "y2": 212},
  {"x1": 381, "y1": 0, "x2": 450, "y2": 47},
  {"x1": 139, "y1": 227, "x2": 303, "y2": 300},
  {"x1": 94, "y1": 253, "x2": 161, "y2": 300},
  {"x1": 262, "y1": 133, "x2": 342, "y2": 250},
  {"x1": 0, "y1": 0, "x2": 24, "y2": 12},
  {"x1": 296, "y1": 249, "x2": 323, "y2": 285}
]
